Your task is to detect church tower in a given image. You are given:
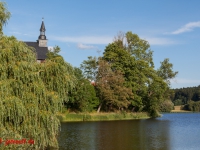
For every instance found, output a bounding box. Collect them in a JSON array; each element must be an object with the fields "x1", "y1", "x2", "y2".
[
  {"x1": 24, "y1": 19, "x2": 49, "y2": 62},
  {"x1": 38, "y1": 19, "x2": 47, "y2": 47}
]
